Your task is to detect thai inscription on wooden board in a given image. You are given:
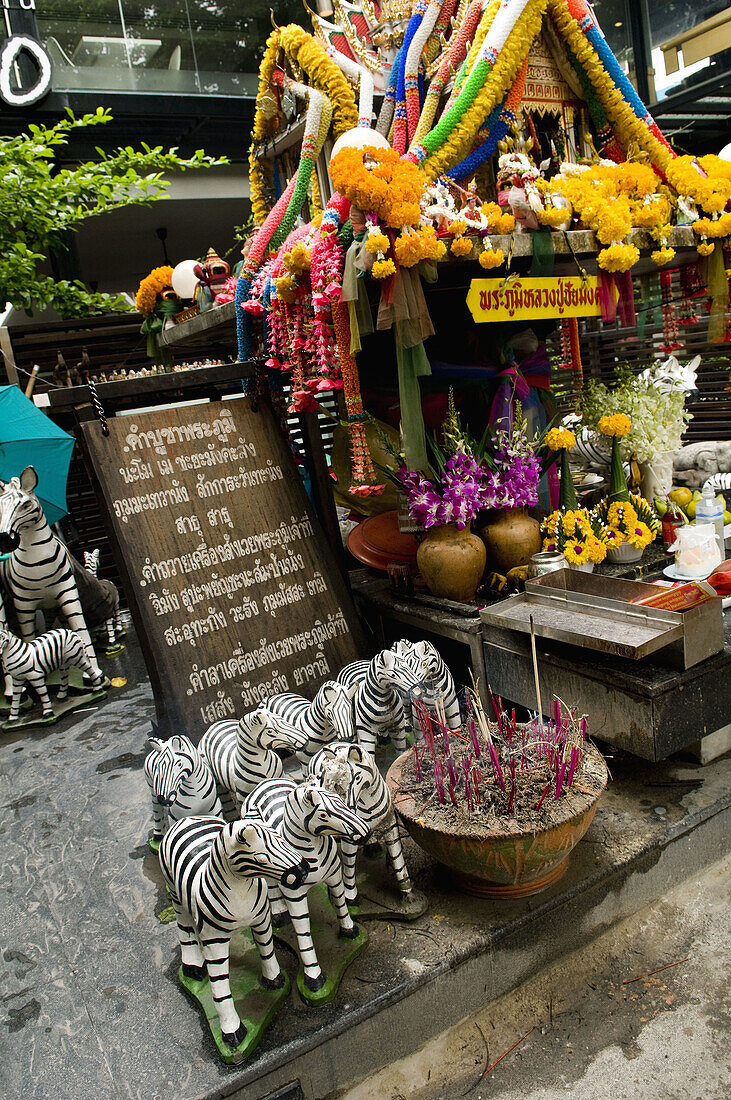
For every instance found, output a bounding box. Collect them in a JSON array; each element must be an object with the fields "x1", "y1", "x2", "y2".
[{"x1": 80, "y1": 398, "x2": 361, "y2": 738}]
